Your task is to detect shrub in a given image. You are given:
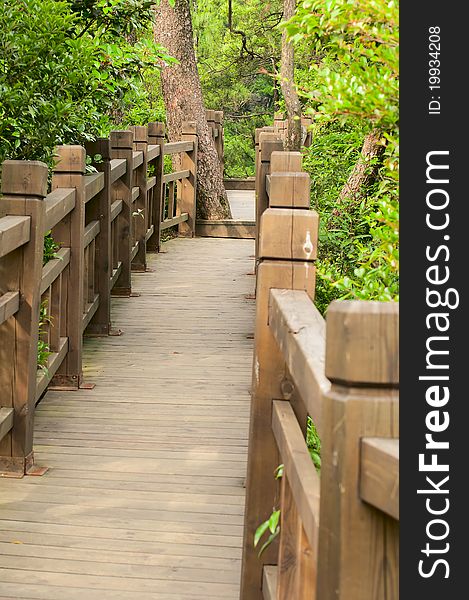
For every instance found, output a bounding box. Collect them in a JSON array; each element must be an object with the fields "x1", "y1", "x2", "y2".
[{"x1": 0, "y1": 0, "x2": 109, "y2": 165}]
